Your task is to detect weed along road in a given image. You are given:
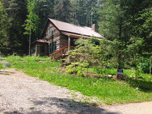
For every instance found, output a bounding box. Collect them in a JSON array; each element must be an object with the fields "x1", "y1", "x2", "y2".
[{"x1": 0, "y1": 68, "x2": 152, "y2": 114}]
